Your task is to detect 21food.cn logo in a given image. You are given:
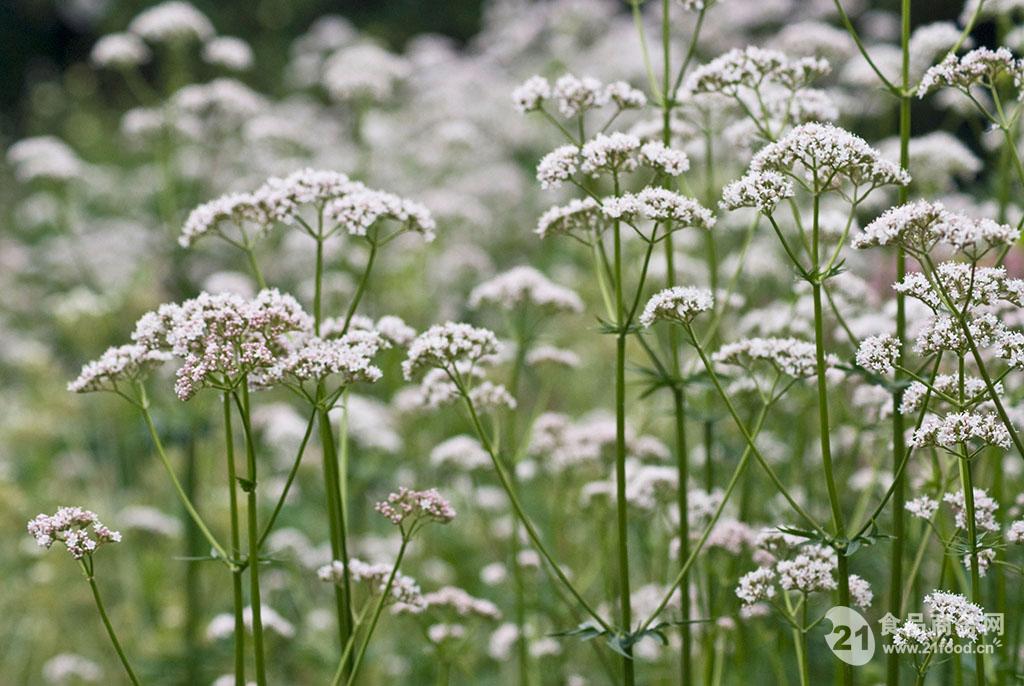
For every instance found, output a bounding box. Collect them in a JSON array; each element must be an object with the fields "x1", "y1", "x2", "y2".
[{"x1": 824, "y1": 606, "x2": 876, "y2": 666}]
